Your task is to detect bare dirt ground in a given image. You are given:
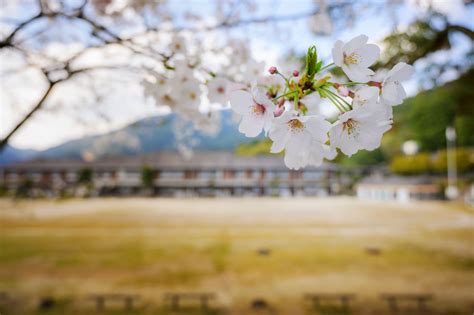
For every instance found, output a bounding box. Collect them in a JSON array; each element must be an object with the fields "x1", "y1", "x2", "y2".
[{"x1": 0, "y1": 197, "x2": 473, "y2": 315}]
